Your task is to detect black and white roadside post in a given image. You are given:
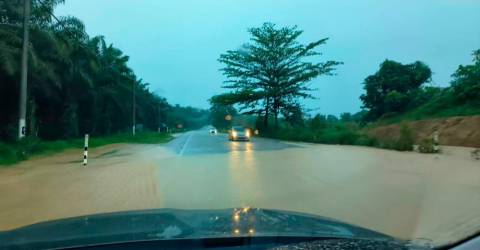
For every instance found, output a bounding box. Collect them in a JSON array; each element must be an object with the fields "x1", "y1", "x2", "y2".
[
  {"x1": 83, "y1": 134, "x2": 89, "y2": 166},
  {"x1": 433, "y1": 131, "x2": 439, "y2": 153}
]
